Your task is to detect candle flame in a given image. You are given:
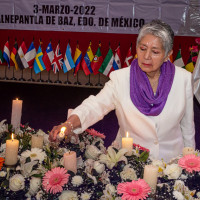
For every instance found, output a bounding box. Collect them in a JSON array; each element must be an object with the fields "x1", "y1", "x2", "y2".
[
  {"x1": 126, "y1": 132, "x2": 129, "y2": 138},
  {"x1": 11, "y1": 133, "x2": 14, "y2": 140},
  {"x1": 61, "y1": 127, "x2": 66, "y2": 133},
  {"x1": 16, "y1": 98, "x2": 19, "y2": 100}
]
